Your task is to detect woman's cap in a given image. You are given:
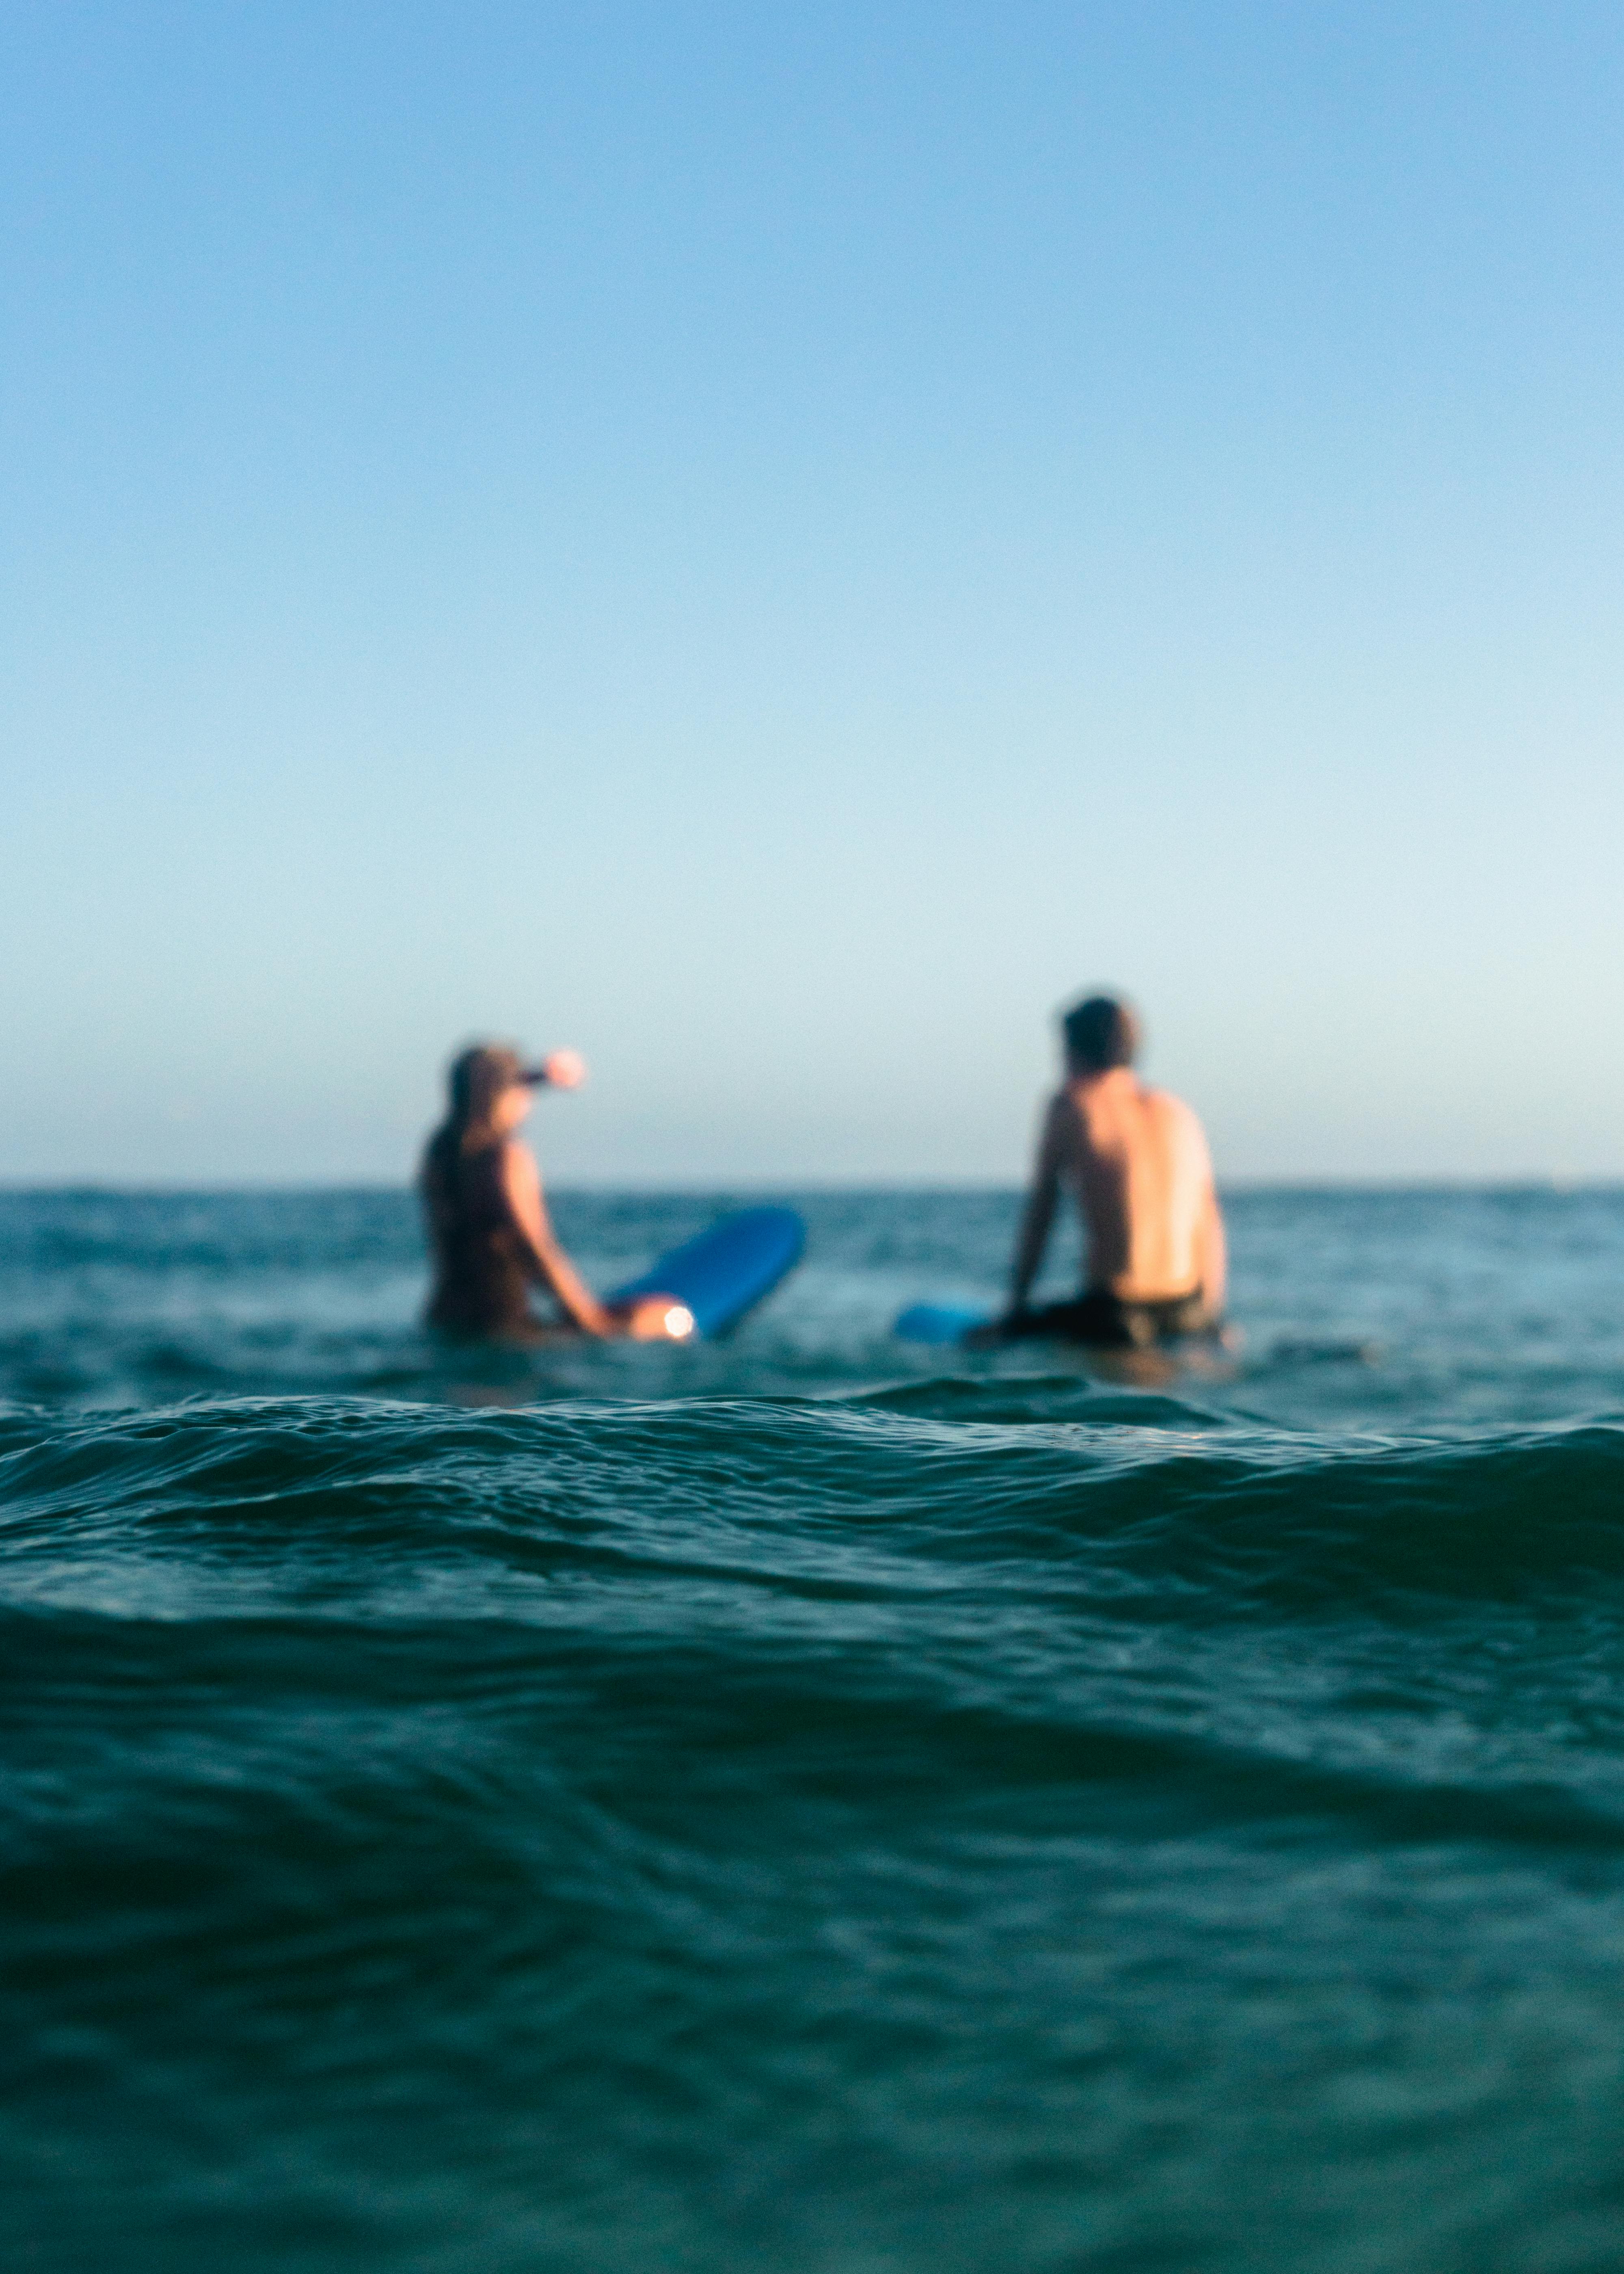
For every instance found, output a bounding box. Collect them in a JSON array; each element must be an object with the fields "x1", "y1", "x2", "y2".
[
  {"x1": 448, "y1": 1043, "x2": 548, "y2": 1119},
  {"x1": 459, "y1": 1044, "x2": 548, "y2": 1082}
]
